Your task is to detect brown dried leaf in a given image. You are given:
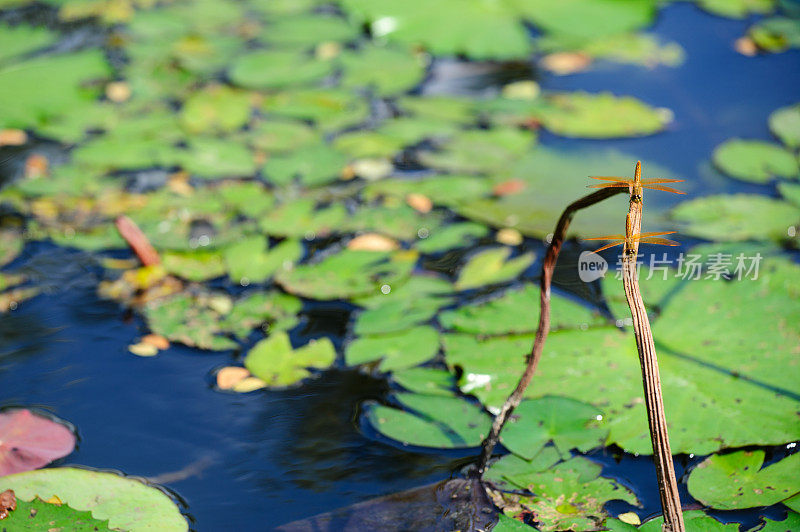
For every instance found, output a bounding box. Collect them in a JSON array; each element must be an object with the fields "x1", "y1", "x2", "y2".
[
  {"x1": 216, "y1": 366, "x2": 251, "y2": 389},
  {"x1": 406, "y1": 193, "x2": 433, "y2": 213},
  {"x1": 0, "y1": 489, "x2": 16, "y2": 520},
  {"x1": 141, "y1": 334, "x2": 170, "y2": 350},
  {"x1": 347, "y1": 233, "x2": 399, "y2": 251},
  {"x1": 540, "y1": 52, "x2": 592, "y2": 75},
  {"x1": 0, "y1": 129, "x2": 27, "y2": 147},
  {"x1": 24, "y1": 154, "x2": 48, "y2": 179}
]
